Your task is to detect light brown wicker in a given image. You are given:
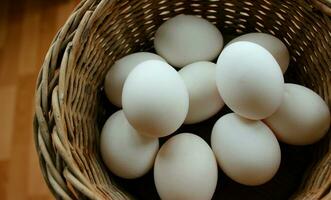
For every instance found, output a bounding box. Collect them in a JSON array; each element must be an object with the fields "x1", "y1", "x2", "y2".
[{"x1": 34, "y1": 0, "x2": 331, "y2": 199}]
